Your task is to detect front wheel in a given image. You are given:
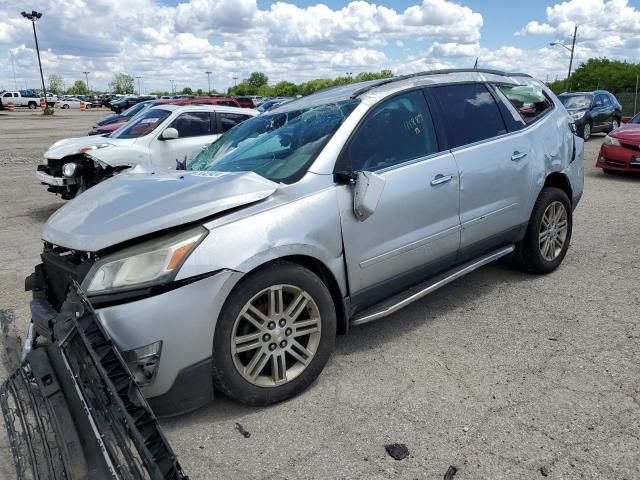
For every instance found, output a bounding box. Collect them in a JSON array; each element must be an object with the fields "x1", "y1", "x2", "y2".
[
  {"x1": 62, "y1": 104, "x2": 69, "y2": 109},
  {"x1": 609, "y1": 118, "x2": 619, "y2": 132},
  {"x1": 513, "y1": 187, "x2": 572, "y2": 274},
  {"x1": 212, "y1": 262, "x2": 336, "y2": 406}
]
